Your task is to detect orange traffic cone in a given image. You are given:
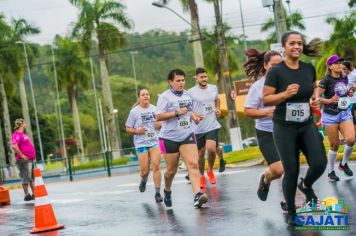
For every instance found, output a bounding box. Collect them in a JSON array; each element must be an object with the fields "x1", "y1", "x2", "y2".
[
  {"x1": 0, "y1": 186, "x2": 10, "y2": 205},
  {"x1": 30, "y1": 168, "x2": 64, "y2": 234}
]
